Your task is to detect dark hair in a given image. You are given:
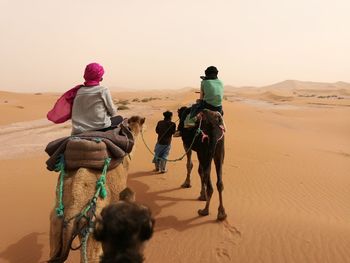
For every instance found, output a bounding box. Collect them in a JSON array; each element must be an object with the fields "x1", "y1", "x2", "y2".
[
  {"x1": 94, "y1": 203, "x2": 155, "y2": 263},
  {"x1": 202, "y1": 66, "x2": 219, "y2": 80},
  {"x1": 163, "y1": 111, "x2": 173, "y2": 120}
]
